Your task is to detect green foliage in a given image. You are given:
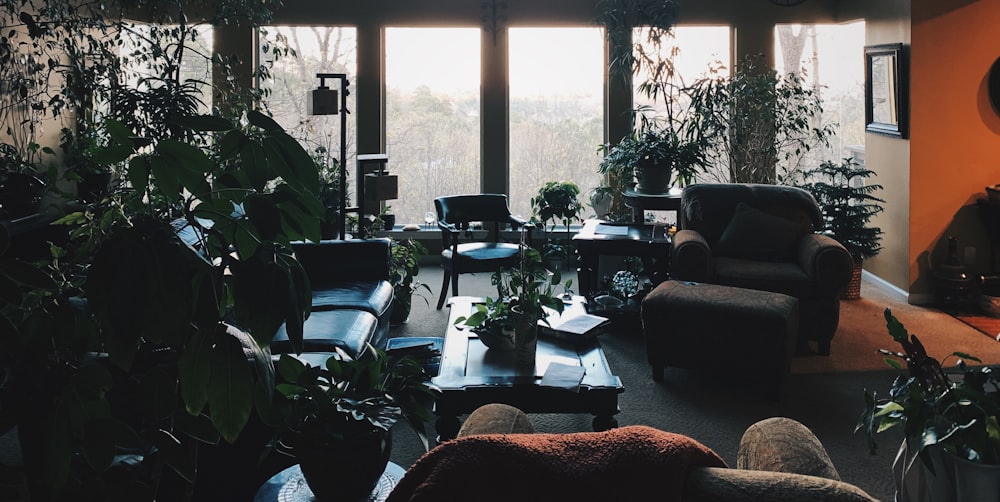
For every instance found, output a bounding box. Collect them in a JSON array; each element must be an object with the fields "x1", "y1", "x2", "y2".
[
  {"x1": 856, "y1": 308, "x2": 1000, "y2": 467},
  {"x1": 686, "y1": 55, "x2": 834, "y2": 184},
  {"x1": 595, "y1": 0, "x2": 680, "y2": 81},
  {"x1": 800, "y1": 158, "x2": 885, "y2": 260},
  {"x1": 389, "y1": 238, "x2": 432, "y2": 305},
  {"x1": 454, "y1": 296, "x2": 514, "y2": 335},
  {"x1": 491, "y1": 231, "x2": 565, "y2": 322},
  {"x1": 274, "y1": 347, "x2": 439, "y2": 452}
]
